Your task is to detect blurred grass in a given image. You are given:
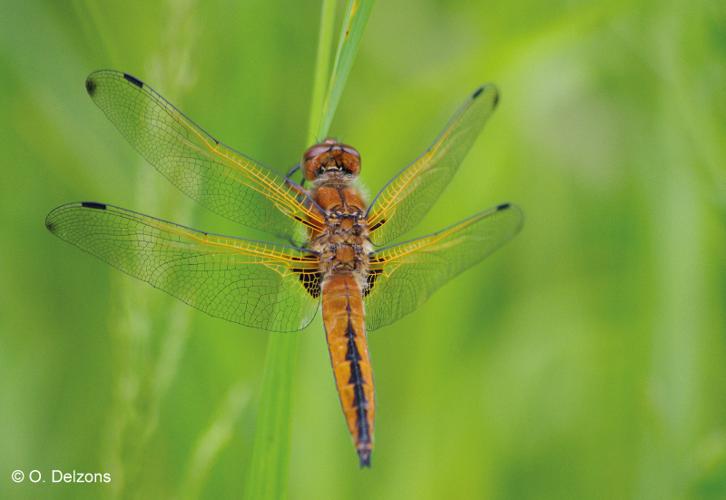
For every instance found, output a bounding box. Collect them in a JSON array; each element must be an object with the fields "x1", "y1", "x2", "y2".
[{"x1": 1, "y1": 0, "x2": 726, "y2": 499}]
